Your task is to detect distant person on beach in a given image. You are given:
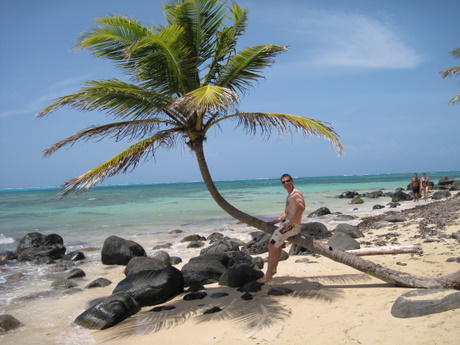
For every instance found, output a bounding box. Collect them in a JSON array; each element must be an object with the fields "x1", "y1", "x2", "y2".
[
  {"x1": 421, "y1": 173, "x2": 430, "y2": 201},
  {"x1": 258, "y1": 174, "x2": 305, "y2": 283},
  {"x1": 411, "y1": 173, "x2": 421, "y2": 202}
]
